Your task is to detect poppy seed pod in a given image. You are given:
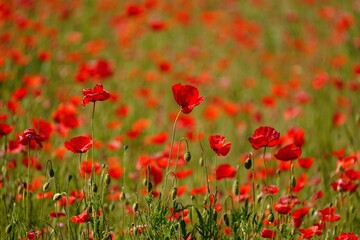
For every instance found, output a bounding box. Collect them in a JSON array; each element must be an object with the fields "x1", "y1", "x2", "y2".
[{"x1": 184, "y1": 152, "x2": 191, "y2": 162}]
